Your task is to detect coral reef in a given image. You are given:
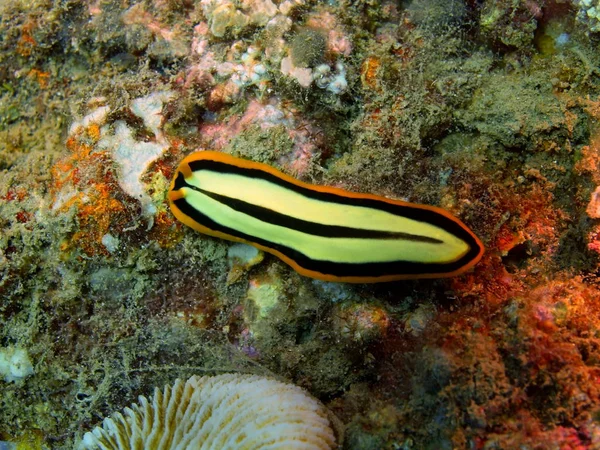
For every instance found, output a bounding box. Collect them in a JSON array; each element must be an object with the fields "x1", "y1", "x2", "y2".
[{"x1": 2, "y1": 0, "x2": 600, "y2": 449}]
